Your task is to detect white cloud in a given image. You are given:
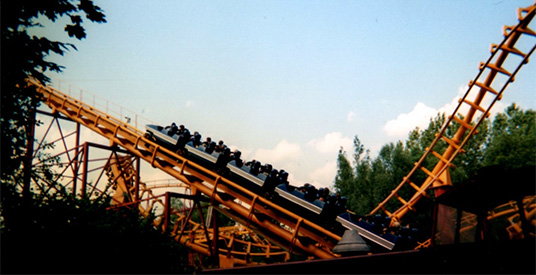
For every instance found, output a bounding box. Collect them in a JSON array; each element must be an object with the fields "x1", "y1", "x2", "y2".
[
  {"x1": 383, "y1": 84, "x2": 509, "y2": 139},
  {"x1": 186, "y1": 100, "x2": 194, "y2": 108},
  {"x1": 441, "y1": 85, "x2": 507, "y2": 119},
  {"x1": 284, "y1": 161, "x2": 337, "y2": 190},
  {"x1": 437, "y1": 85, "x2": 465, "y2": 116},
  {"x1": 383, "y1": 102, "x2": 437, "y2": 138},
  {"x1": 308, "y1": 160, "x2": 337, "y2": 189},
  {"x1": 245, "y1": 138, "x2": 341, "y2": 189},
  {"x1": 252, "y1": 139, "x2": 302, "y2": 166},
  {"x1": 307, "y1": 132, "x2": 353, "y2": 154},
  {"x1": 228, "y1": 144, "x2": 252, "y2": 158},
  {"x1": 346, "y1": 111, "x2": 356, "y2": 122}
]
